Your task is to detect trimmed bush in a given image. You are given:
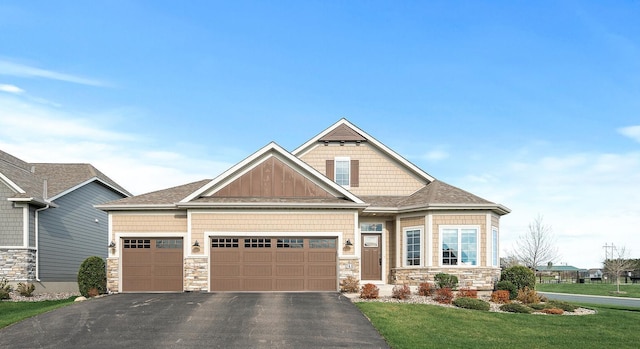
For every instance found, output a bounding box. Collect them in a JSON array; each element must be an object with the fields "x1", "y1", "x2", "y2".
[
  {"x1": 516, "y1": 287, "x2": 540, "y2": 304},
  {"x1": 433, "y1": 287, "x2": 454, "y2": 304},
  {"x1": 499, "y1": 303, "x2": 533, "y2": 314},
  {"x1": 340, "y1": 276, "x2": 360, "y2": 293},
  {"x1": 496, "y1": 280, "x2": 518, "y2": 300},
  {"x1": 77, "y1": 256, "x2": 107, "y2": 297},
  {"x1": 490, "y1": 290, "x2": 511, "y2": 304},
  {"x1": 16, "y1": 282, "x2": 35, "y2": 297},
  {"x1": 453, "y1": 297, "x2": 490, "y2": 311},
  {"x1": 547, "y1": 300, "x2": 578, "y2": 312},
  {"x1": 529, "y1": 303, "x2": 547, "y2": 310},
  {"x1": 418, "y1": 282, "x2": 433, "y2": 296},
  {"x1": 500, "y1": 265, "x2": 535, "y2": 291},
  {"x1": 391, "y1": 284, "x2": 411, "y2": 300},
  {"x1": 457, "y1": 287, "x2": 477, "y2": 299},
  {"x1": 434, "y1": 273, "x2": 458, "y2": 289},
  {"x1": 360, "y1": 283, "x2": 379, "y2": 299},
  {"x1": 0, "y1": 277, "x2": 12, "y2": 300}
]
